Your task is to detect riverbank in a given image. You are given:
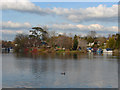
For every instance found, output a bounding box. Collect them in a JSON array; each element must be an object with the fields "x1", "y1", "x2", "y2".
[
  {"x1": 12, "y1": 47, "x2": 88, "y2": 54},
  {"x1": 56, "y1": 50, "x2": 87, "y2": 53},
  {"x1": 113, "y1": 49, "x2": 120, "y2": 56},
  {"x1": 3, "y1": 47, "x2": 120, "y2": 56}
]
